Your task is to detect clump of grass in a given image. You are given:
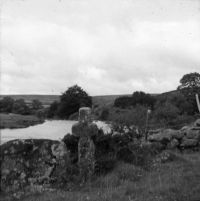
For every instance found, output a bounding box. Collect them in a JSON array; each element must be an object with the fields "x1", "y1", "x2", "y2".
[
  {"x1": 125, "y1": 152, "x2": 200, "y2": 201},
  {"x1": 115, "y1": 163, "x2": 145, "y2": 182}
]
